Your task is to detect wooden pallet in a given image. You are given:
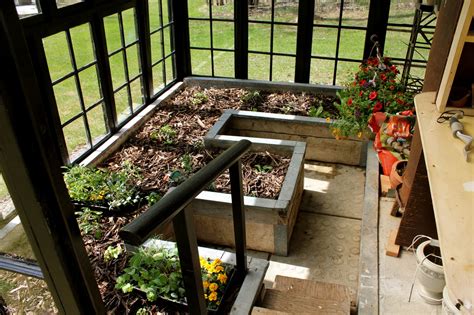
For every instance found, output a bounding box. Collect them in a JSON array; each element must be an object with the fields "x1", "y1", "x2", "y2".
[{"x1": 253, "y1": 276, "x2": 351, "y2": 314}]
